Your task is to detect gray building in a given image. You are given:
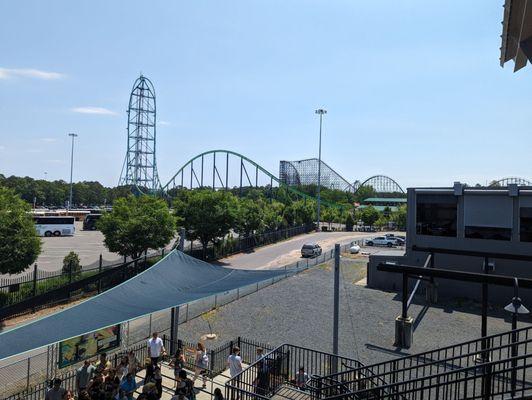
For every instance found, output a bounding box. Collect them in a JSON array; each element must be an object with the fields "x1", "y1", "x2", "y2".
[{"x1": 368, "y1": 183, "x2": 532, "y2": 306}]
